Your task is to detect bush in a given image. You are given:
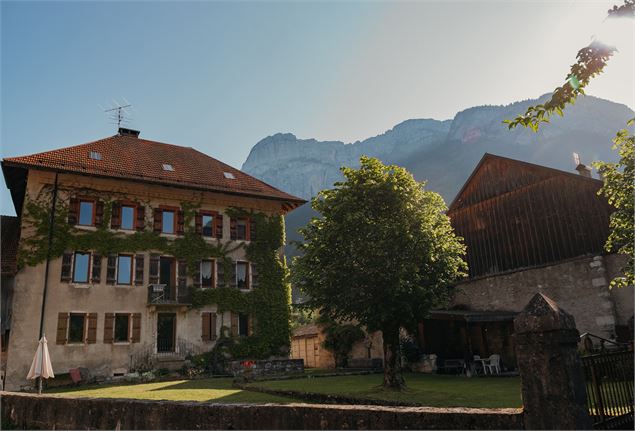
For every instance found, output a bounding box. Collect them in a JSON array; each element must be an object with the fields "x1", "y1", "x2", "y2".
[
  {"x1": 321, "y1": 319, "x2": 365, "y2": 368},
  {"x1": 400, "y1": 336, "x2": 423, "y2": 367}
]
